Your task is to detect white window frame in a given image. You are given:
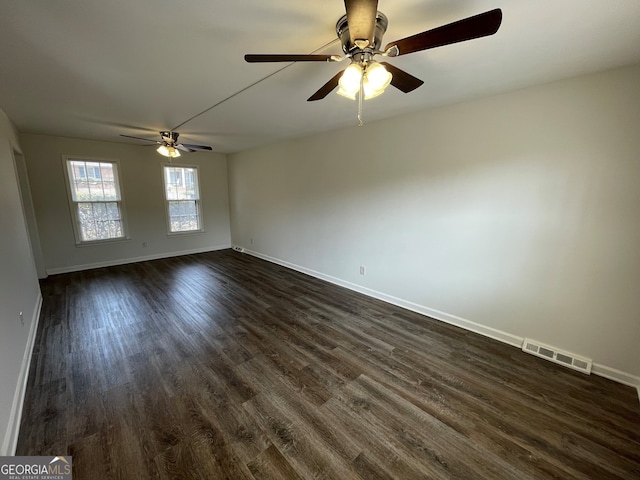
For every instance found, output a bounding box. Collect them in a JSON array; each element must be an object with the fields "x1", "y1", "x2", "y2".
[
  {"x1": 162, "y1": 163, "x2": 204, "y2": 235},
  {"x1": 62, "y1": 155, "x2": 129, "y2": 245}
]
